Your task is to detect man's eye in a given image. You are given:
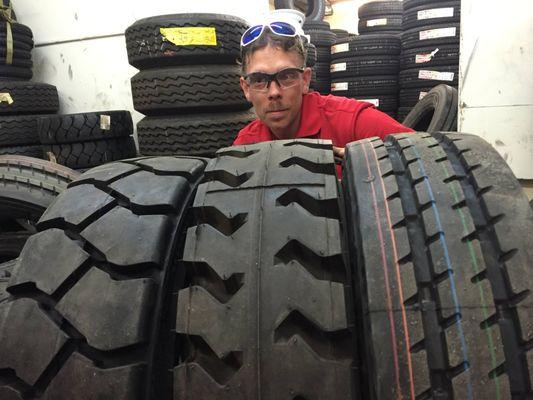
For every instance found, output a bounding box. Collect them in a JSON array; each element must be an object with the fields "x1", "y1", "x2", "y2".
[
  {"x1": 249, "y1": 74, "x2": 268, "y2": 84},
  {"x1": 278, "y1": 70, "x2": 297, "y2": 81}
]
